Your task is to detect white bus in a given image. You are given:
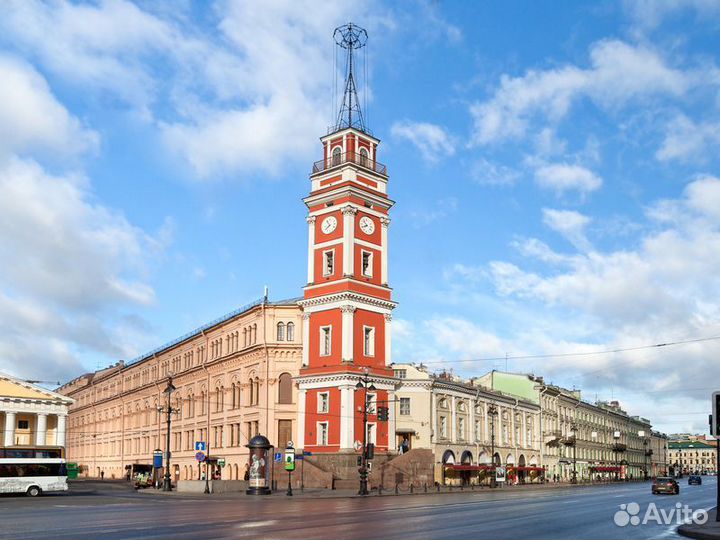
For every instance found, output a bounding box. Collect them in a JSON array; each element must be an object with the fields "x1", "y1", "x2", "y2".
[{"x1": 0, "y1": 447, "x2": 68, "y2": 496}]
